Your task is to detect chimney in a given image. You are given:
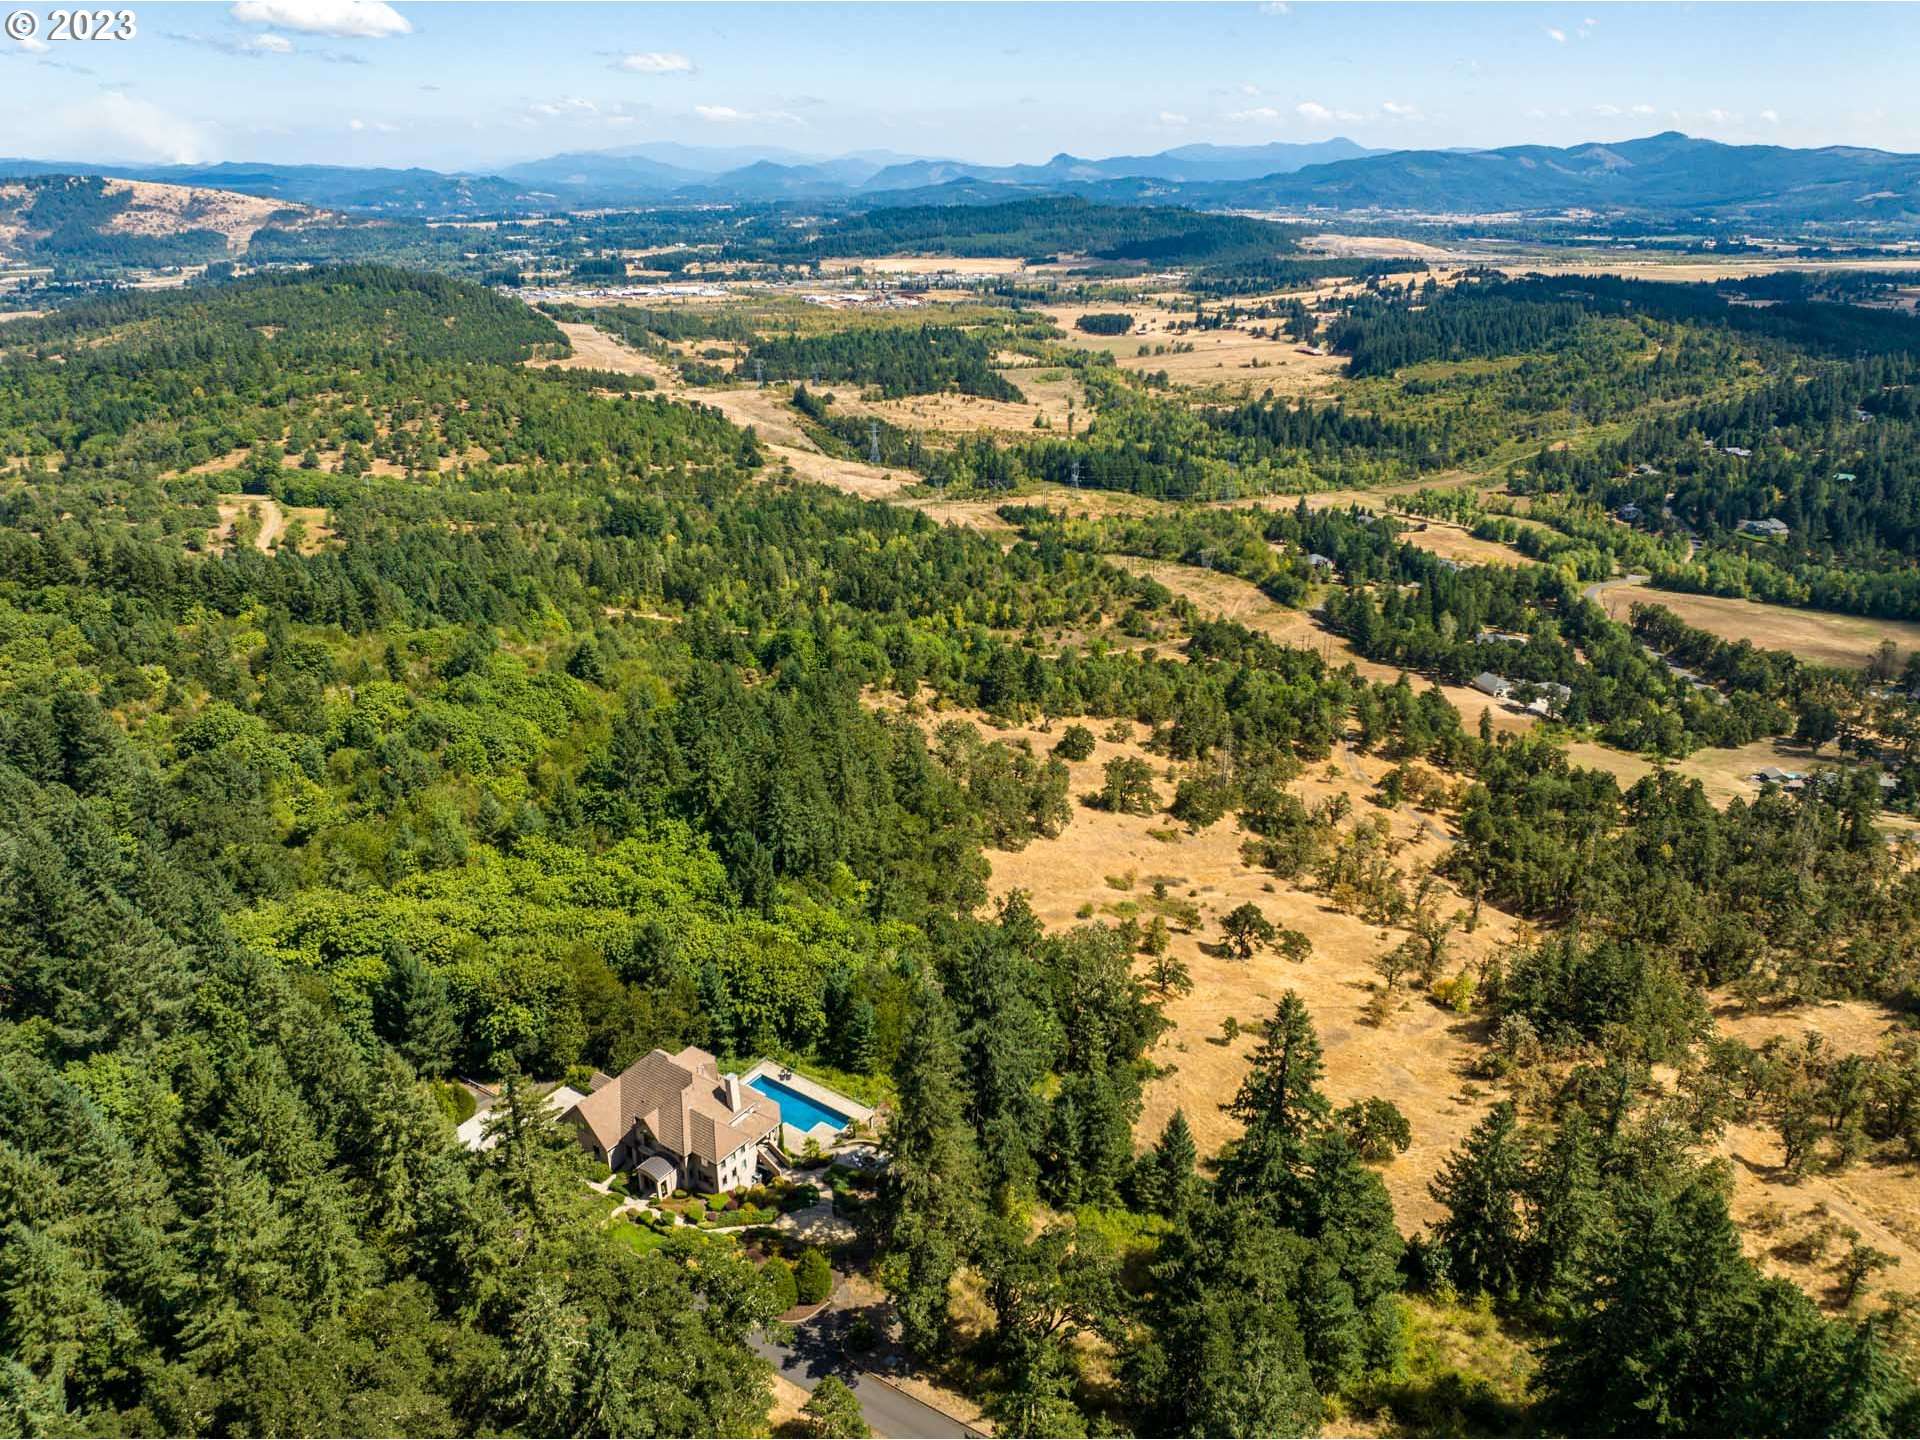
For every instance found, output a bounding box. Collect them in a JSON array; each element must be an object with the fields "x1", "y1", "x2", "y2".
[{"x1": 725, "y1": 1074, "x2": 745, "y2": 1116}]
